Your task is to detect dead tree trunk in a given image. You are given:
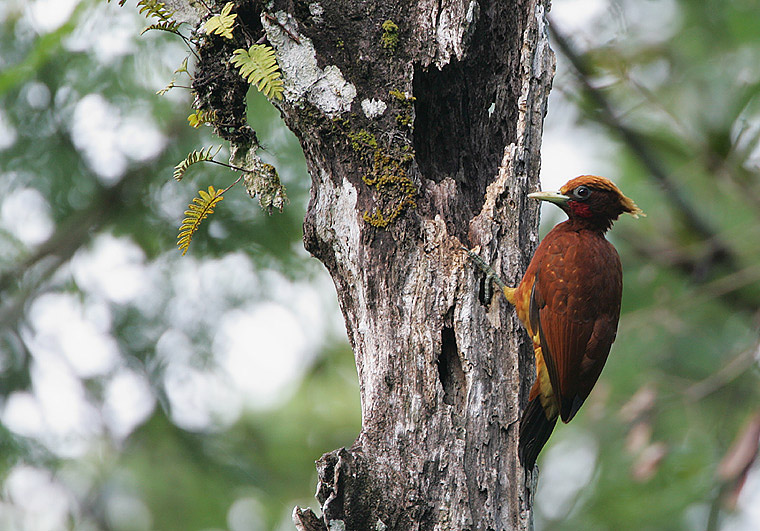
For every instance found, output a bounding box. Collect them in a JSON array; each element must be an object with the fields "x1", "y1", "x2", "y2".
[{"x1": 184, "y1": 0, "x2": 555, "y2": 528}]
